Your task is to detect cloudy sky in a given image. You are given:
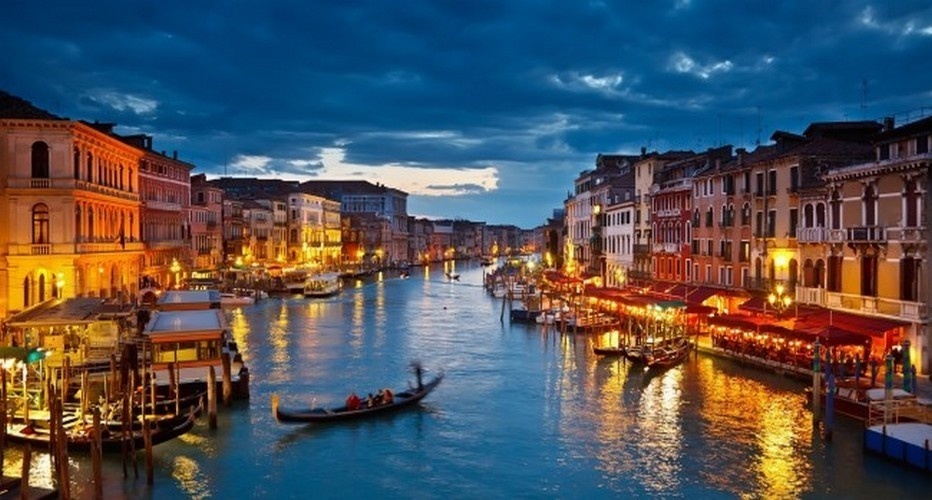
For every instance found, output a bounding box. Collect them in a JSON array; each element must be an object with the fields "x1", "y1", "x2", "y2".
[{"x1": 3, "y1": 1, "x2": 931, "y2": 228}]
